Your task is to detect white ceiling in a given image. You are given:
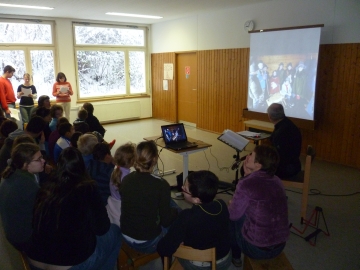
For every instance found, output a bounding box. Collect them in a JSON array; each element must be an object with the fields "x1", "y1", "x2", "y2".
[{"x1": 0, "y1": 0, "x2": 270, "y2": 25}]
